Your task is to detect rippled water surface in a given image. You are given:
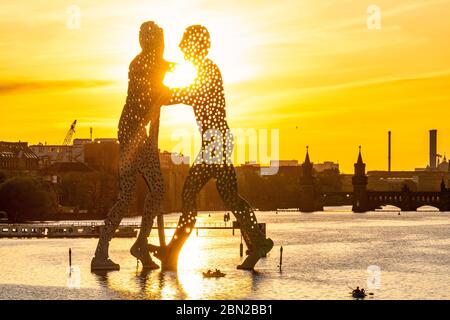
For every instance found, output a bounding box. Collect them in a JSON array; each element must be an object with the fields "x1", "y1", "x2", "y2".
[{"x1": 1, "y1": 210, "x2": 450, "y2": 300}]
